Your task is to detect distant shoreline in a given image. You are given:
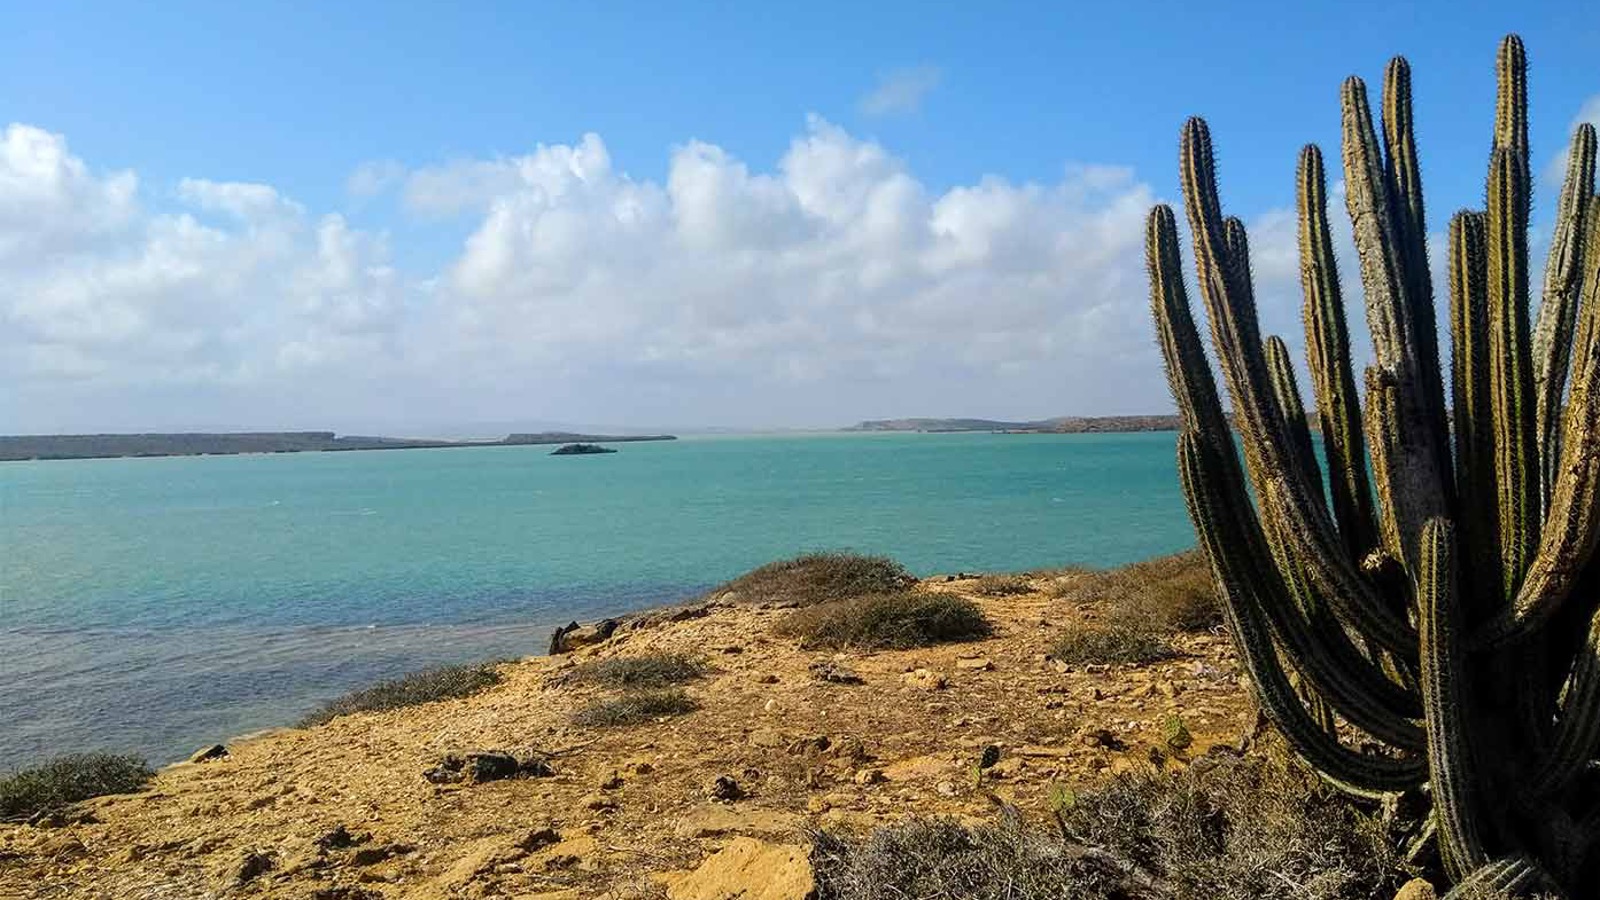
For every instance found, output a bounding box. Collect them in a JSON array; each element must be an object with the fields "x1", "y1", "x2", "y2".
[
  {"x1": 843, "y1": 415, "x2": 1183, "y2": 434},
  {"x1": 0, "y1": 431, "x2": 677, "y2": 462}
]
